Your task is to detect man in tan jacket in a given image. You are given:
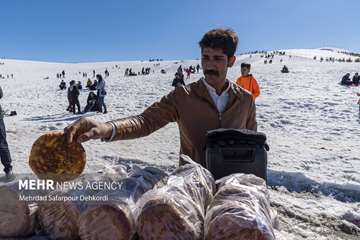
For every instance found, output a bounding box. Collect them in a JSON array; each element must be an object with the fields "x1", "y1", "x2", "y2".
[{"x1": 65, "y1": 28, "x2": 257, "y2": 166}]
